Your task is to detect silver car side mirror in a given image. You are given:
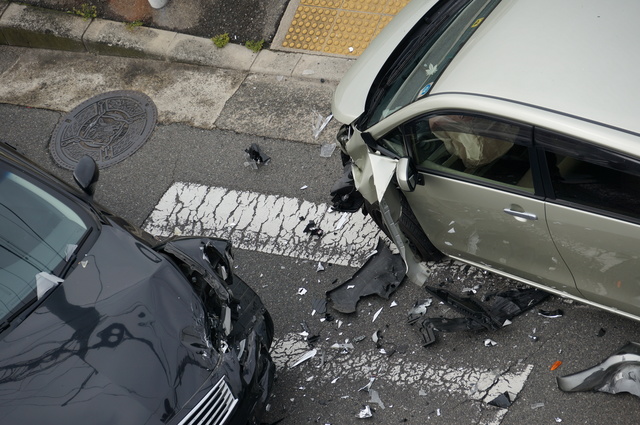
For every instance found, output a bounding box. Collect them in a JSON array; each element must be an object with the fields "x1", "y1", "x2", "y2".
[{"x1": 396, "y1": 157, "x2": 419, "y2": 192}]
